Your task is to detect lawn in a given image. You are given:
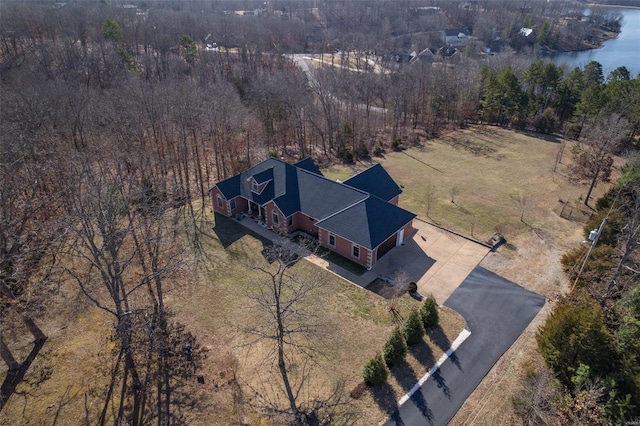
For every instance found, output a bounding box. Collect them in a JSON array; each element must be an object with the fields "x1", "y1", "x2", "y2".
[
  {"x1": 324, "y1": 126, "x2": 610, "y2": 245},
  {"x1": 165, "y1": 205, "x2": 465, "y2": 425}
]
